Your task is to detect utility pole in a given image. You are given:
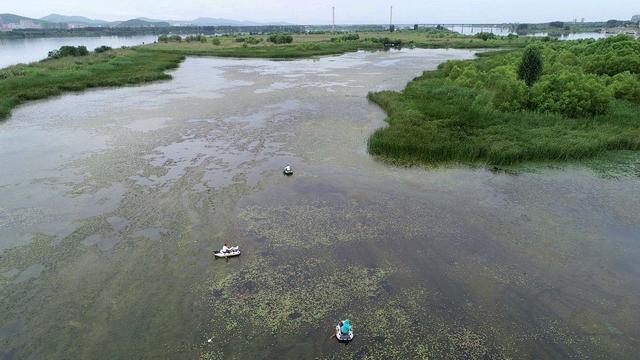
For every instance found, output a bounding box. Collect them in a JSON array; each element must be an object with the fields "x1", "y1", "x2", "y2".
[
  {"x1": 389, "y1": 5, "x2": 395, "y2": 32},
  {"x1": 332, "y1": 6, "x2": 335, "y2": 32}
]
